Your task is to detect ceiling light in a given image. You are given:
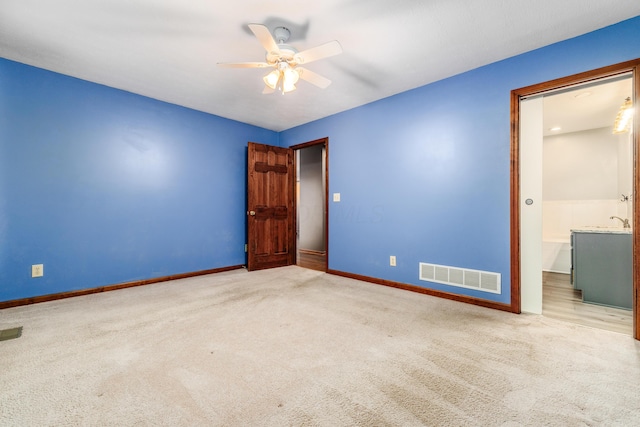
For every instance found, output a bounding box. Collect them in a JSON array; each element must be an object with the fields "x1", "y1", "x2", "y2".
[
  {"x1": 263, "y1": 63, "x2": 299, "y2": 94},
  {"x1": 613, "y1": 97, "x2": 633, "y2": 134},
  {"x1": 264, "y1": 70, "x2": 280, "y2": 89},
  {"x1": 549, "y1": 126, "x2": 562, "y2": 132},
  {"x1": 283, "y1": 68, "x2": 299, "y2": 92}
]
